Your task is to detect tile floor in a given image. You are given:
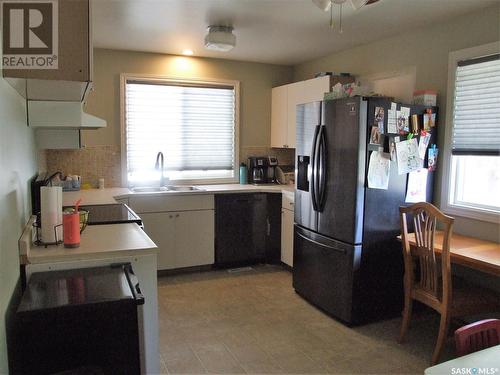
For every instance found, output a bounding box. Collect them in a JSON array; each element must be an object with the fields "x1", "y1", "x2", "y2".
[{"x1": 157, "y1": 265, "x2": 454, "y2": 374}]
